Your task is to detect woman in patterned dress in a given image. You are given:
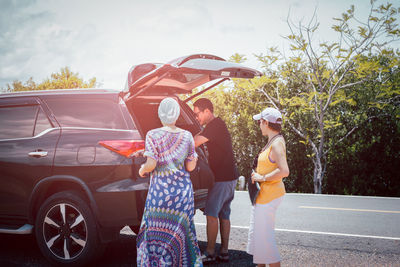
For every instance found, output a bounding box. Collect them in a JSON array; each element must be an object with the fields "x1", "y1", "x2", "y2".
[{"x1": 137, "y1": 97, "x2": 203, "y2": 267}]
